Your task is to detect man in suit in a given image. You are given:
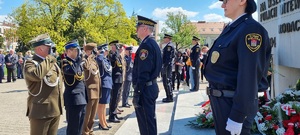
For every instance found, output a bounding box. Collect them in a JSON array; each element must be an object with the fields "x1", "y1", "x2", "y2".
[
  {"x1": 0, "y1": 49, "x2": 4, "y2": 83},
  {"x1": 122, "y1": 46, "x2": 133, "y2": 108},
  {"x1": 108, "y1": 40, "x2": 124, "y2": 123},
  {"x1": 82, "y1": 43, "x2": 100, "y2": 135},
  {"x1": 132, "y1": 15, "x2": 162, "y2": 135},
  {"x1": 5, "y1": 49, "x2": 18, "y2": 82},
  {"x1": 190, "y1": 36, "x2": 201, "y2": 91},
  {"x1": 24, "y1": 33, "x2": 63, "y2": 135},
  {"x1": 62, "y1": 39, "x2": 87, "y2": 135}
]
